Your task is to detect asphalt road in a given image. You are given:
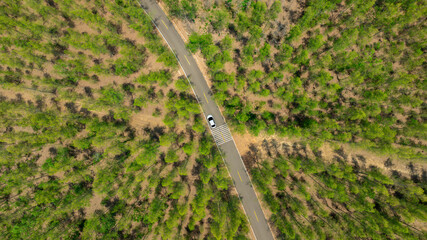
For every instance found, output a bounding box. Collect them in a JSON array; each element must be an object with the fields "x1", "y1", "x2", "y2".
[{"x1": 138, "y1": 1, "x2": 275, "y2": 239}]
